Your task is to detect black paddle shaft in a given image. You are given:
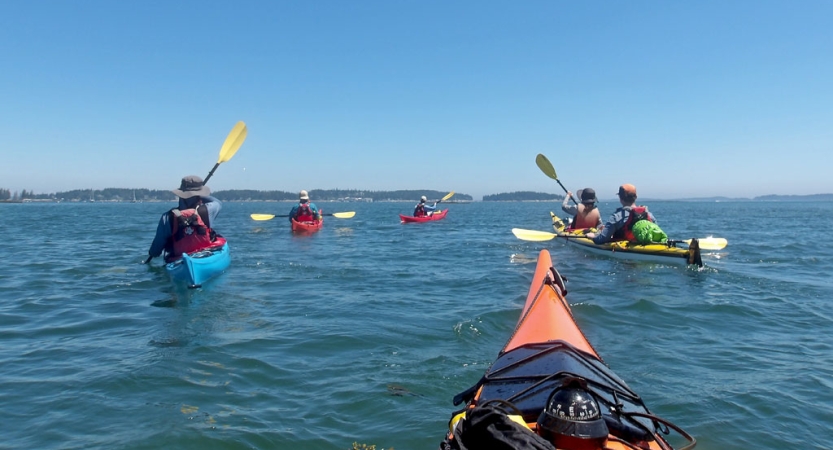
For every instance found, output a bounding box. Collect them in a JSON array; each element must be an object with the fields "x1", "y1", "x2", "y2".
[{"x1": 203, "y1": 163, "x2": 221, "y2": 184}]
